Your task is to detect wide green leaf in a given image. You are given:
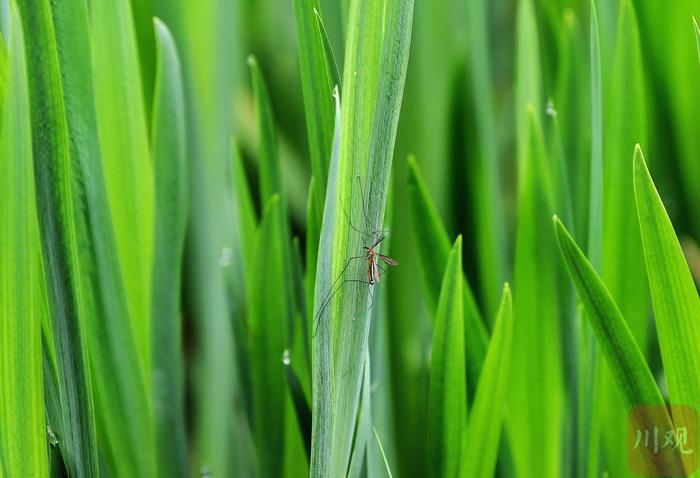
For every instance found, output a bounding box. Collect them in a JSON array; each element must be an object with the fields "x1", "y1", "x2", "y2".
[
  {"x1": 310, "y1": 0, "x2": 414, "y2": 474},
  {"x1": 150, "y1": 18, "x2": 188, "y2": 478},
  {"x1": 460, "y1": 284, "x2": 513, "y2": 478},
  {"x1": 0, "y1": 6, "x2": 48, "y2": 476},
  {"x1": 427, "y1": 236, "x2": 465, "y2": 478},
  {"x1": 633, "y1": 145, "x2": 700, "y2": 412}
]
